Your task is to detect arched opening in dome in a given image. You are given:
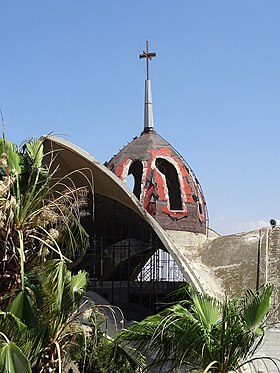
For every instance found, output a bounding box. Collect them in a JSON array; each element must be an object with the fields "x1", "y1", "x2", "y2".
[
  {"x1": 156, "y1": 158, "x2": 182, "y2": 210},
  {"x1": 127, "y1": 160, "x2": 143, "y2": 199},
  {"x1": 126, "y1": 174, "x2": 134, "y2": 190}
]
